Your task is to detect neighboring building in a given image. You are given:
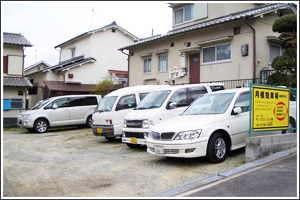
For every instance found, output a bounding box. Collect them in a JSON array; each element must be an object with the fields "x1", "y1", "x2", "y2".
[
  {"x1": 120, "y1": 3, "x2": 296, "y2": 88},
  {"x1": 25, "y1": 21, "x2": 138, "y2": 107},
  {"x1": 3, "y1": 32, "x2": 33, "y2": 127}
]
